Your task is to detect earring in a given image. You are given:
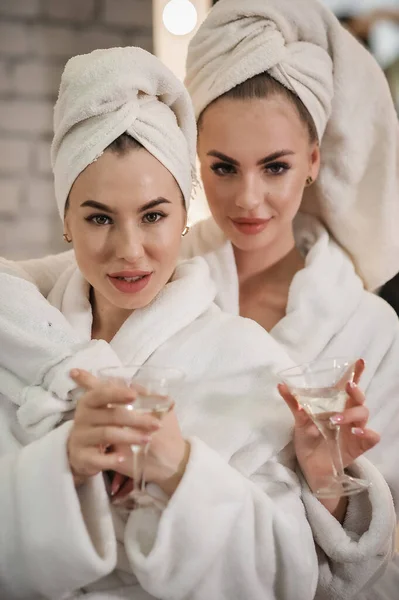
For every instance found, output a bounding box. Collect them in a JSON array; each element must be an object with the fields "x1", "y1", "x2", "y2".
[
  {"x1": 63, "y1": 233, "x2": 72, "y2": 243},
  {"x1": 181, "y1": 226, "x2": 190, "y2": 237},
  {"x1": 306, "y1": 176, "x2": 313, "y2": 186}
]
